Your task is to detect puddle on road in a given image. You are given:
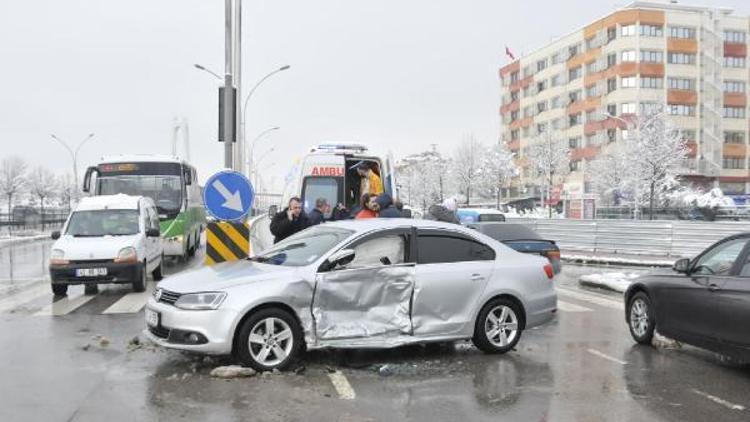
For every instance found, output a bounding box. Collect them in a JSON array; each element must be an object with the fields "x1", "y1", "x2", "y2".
[{"x1": 0, "y1": 240, "x2": 52, "y2": 289}]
